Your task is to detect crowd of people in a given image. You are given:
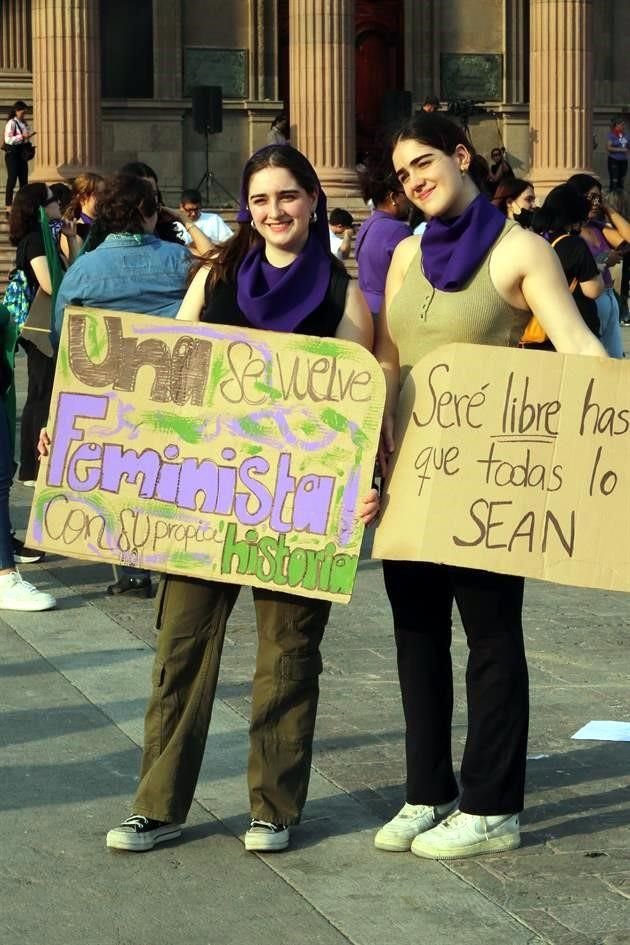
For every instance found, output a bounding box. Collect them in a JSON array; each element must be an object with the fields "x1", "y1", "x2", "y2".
[{"x1": 0, "y1": 97, "x2": 625, "y2": 862}]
